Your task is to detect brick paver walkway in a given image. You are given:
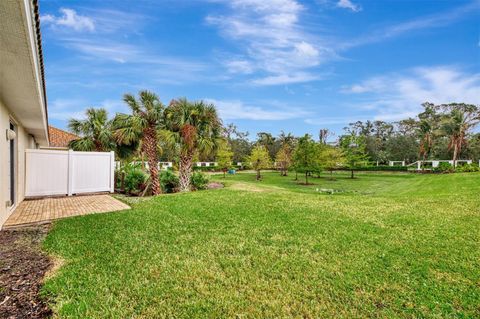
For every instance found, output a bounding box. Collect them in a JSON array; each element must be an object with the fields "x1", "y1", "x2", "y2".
[{"x1": 4, "y1": 195, "x2": 130, "y2": 228}]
